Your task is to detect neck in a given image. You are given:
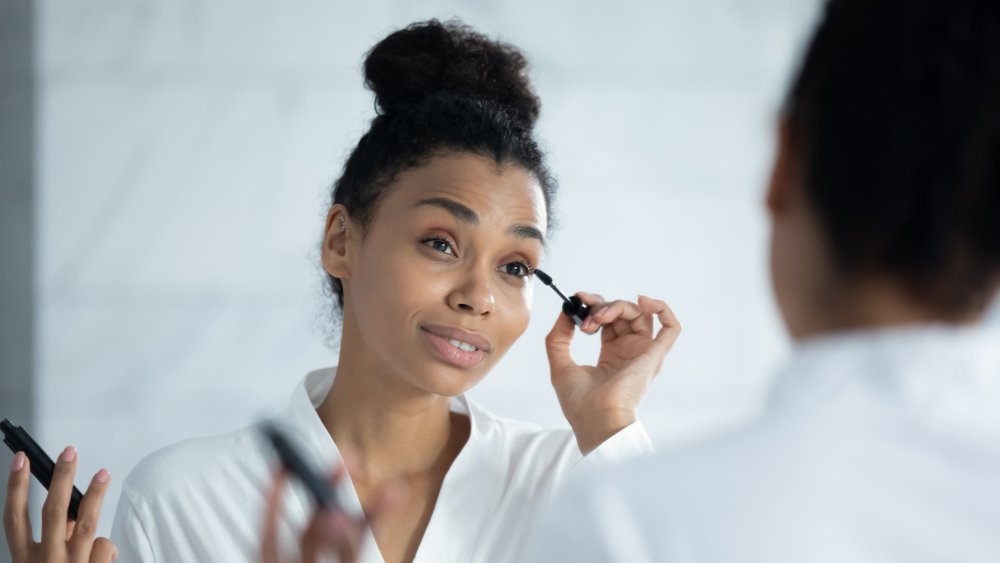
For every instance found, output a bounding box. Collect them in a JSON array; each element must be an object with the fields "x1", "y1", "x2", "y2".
[
  {"x1": 316, "y1": 319, "x2": 463, "y2": 484},
  {"x1": 792, "y1": 278, "x2": 992, "y2": 340}
]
